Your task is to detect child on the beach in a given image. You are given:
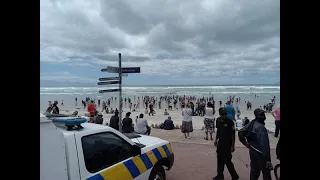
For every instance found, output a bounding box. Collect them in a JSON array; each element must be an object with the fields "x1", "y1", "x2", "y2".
[
  {"x1": 235, "y1": 118, "x2": 243, "y2": 131},
  {"x1": 164, "y1": 109, "x2": 169, "y2": 115}
]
